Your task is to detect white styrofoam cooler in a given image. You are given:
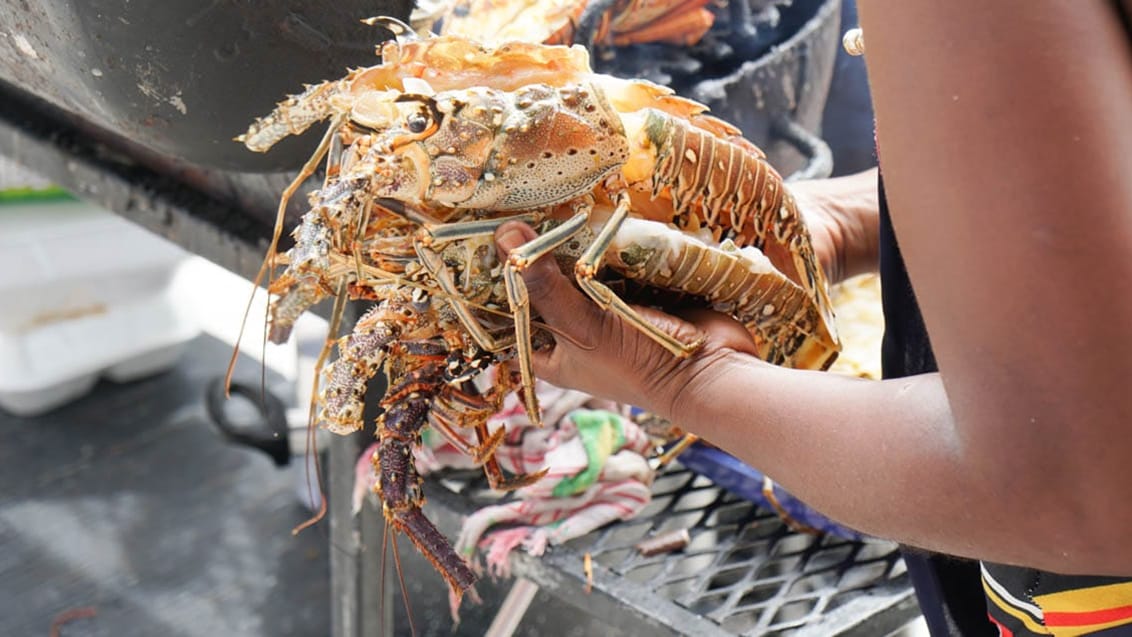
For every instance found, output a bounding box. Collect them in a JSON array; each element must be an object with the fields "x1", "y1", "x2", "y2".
[{"x1": 0, "y1": 200, "x2": 200, "y2": 416}]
